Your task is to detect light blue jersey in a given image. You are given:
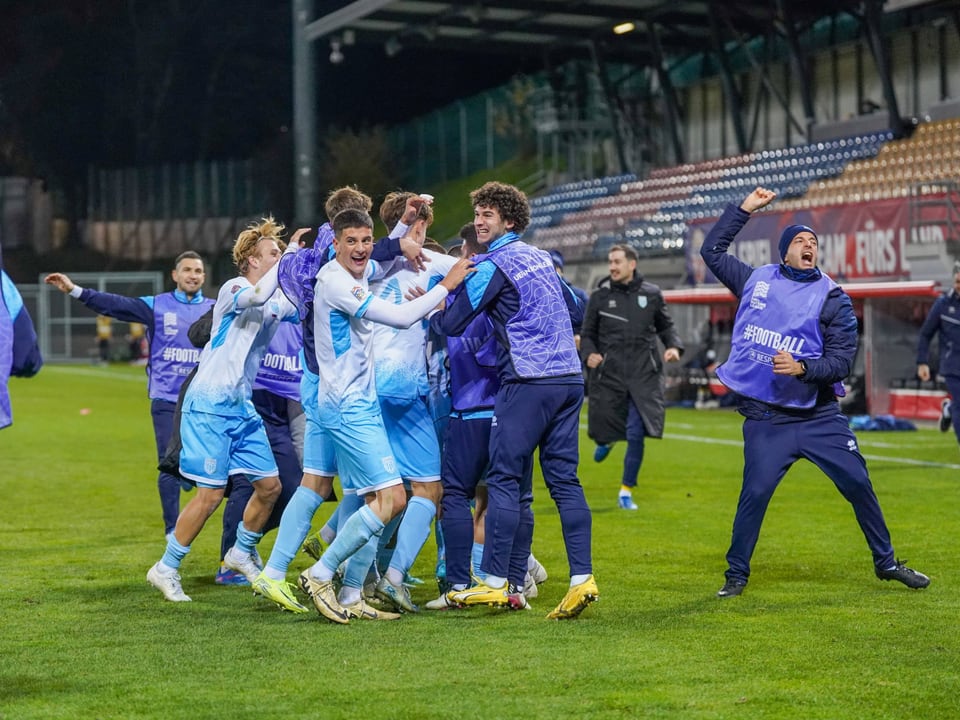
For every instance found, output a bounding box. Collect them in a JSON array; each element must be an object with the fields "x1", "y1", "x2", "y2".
[
  {"x1": 370, "y1": 249, "x2": 456, "y2": 481},
  {"x1": 185, "y1": 276, "x2": 298, "y2": 417},
  {"x1": 311, "y1": 256, "x2": 450, "y2": 494},
  {"x1": 370, "y1": 249, "x2": 457, "y2": 400}
]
